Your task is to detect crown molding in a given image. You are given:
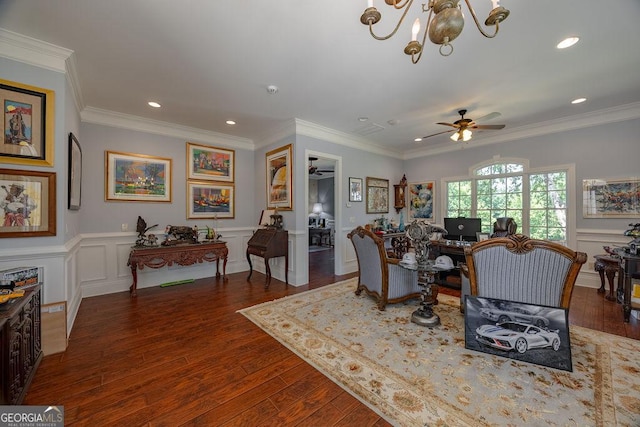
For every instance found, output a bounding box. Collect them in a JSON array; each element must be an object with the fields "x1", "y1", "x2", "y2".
[
  {"x1": 403, "y1": 102, "x2": 640, "y2": 159},
  {"x1": 0, "y1": 28, "x2": 72, "y2": 73},
  {"x1": 81, "y1": 107, "x2": 255, "y2": 151}
]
